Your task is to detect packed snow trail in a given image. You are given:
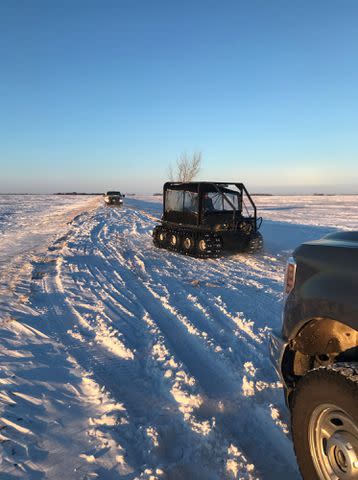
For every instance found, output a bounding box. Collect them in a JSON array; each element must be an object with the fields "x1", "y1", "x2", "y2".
[
  {"x1": 3, "y1": 195, "x2": 354, "y2": 478},
  {"x1": 0, "y1": 194, "x2": 99, "y2": 320}
]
